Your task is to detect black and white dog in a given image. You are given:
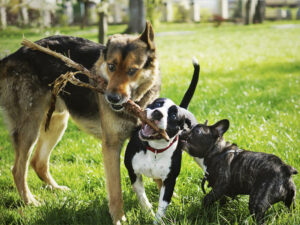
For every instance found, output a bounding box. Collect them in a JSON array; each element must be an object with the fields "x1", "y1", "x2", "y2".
[
  {"x1": 124, "y1": 59, "x2": 199, "y2": 223},
  {"x1": 181, "y1": 119, "x2": 297, "y2": 223}
]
